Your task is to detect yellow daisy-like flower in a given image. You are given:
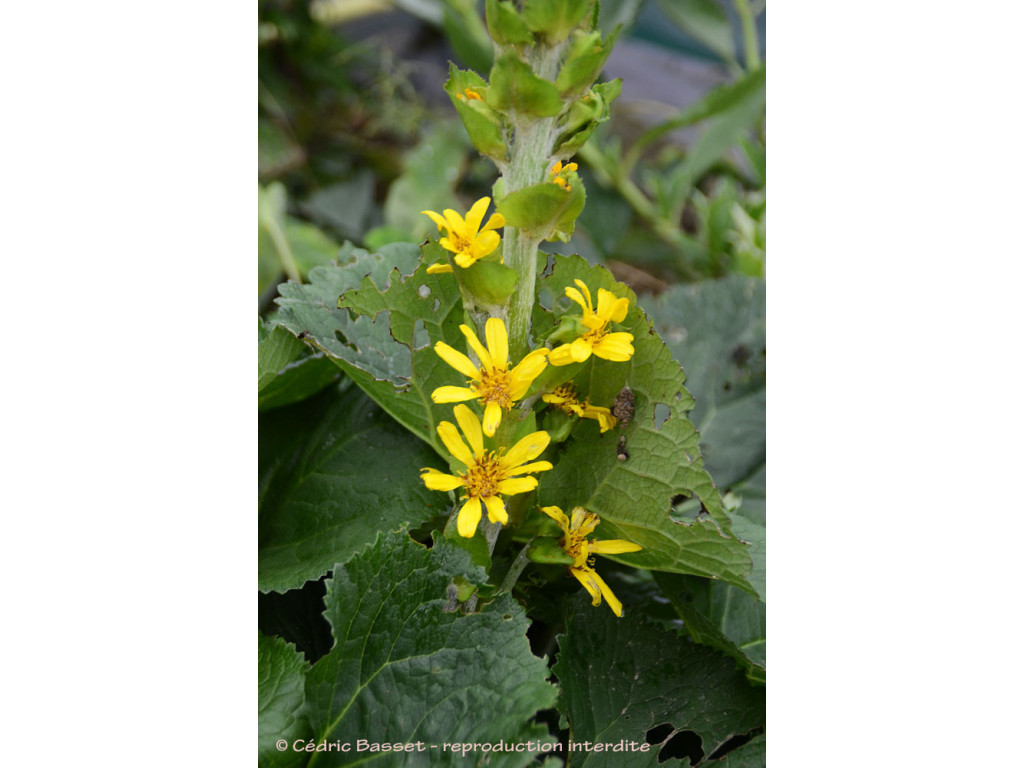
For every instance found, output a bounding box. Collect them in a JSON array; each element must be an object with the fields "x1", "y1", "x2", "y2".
[
  {"x1": 549, "y1": 279, "x2": 635, "y2": 366},
  {"x1": 432, "y1": 317, "x2": 549, "y2": 437},
  {"x1": 421, "y1": 405, "x2": 553, "y2": 538},
  {"x1": 542, "y1": 383, "x2": 617, "y2": 433},
  {"x1": 541, "y1": 505, "x2": 642, "y2": 617},
  {"x1": 421, "y1": 197, "x2": 506, "y2": 270}
]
